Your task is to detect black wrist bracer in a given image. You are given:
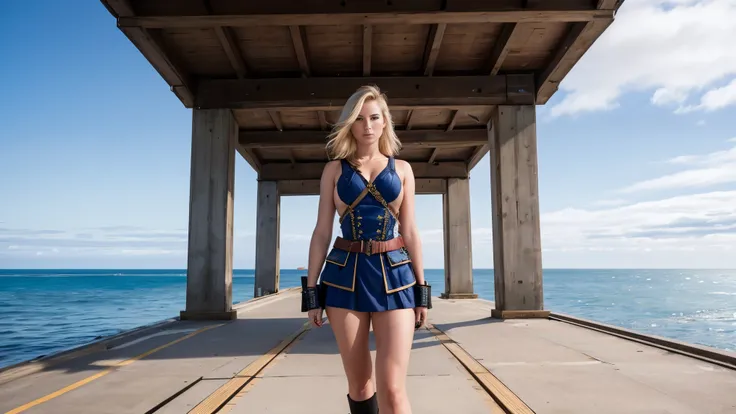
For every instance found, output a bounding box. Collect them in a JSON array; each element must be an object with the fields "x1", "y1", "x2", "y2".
[
  {"x1": 414, "y1": 283, "x2": 432, "y2": 309},
  {"x1": 300, "y1": 276, "x2": 324, "y2": 312}
]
